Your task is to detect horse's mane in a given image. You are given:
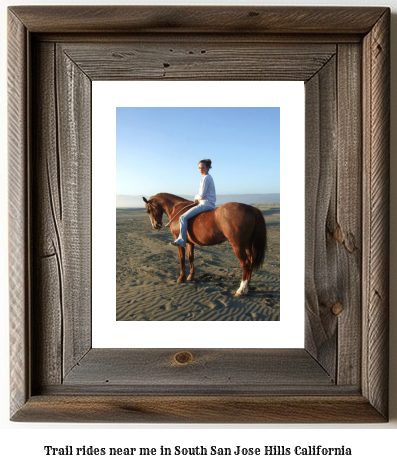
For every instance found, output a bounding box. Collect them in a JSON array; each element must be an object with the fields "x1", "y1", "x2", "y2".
[{"x1": 151, "y1": 193, "x2": 192, "y2": 204}]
